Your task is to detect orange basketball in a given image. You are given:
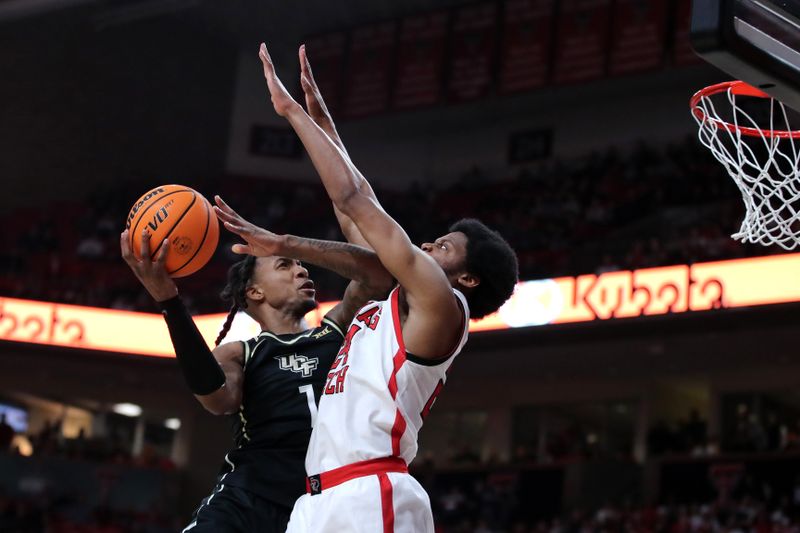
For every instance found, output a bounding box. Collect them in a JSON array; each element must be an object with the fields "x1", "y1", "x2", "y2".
[{"x1": 125, "y1": 184, "x2": 219, "y2": 278}]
